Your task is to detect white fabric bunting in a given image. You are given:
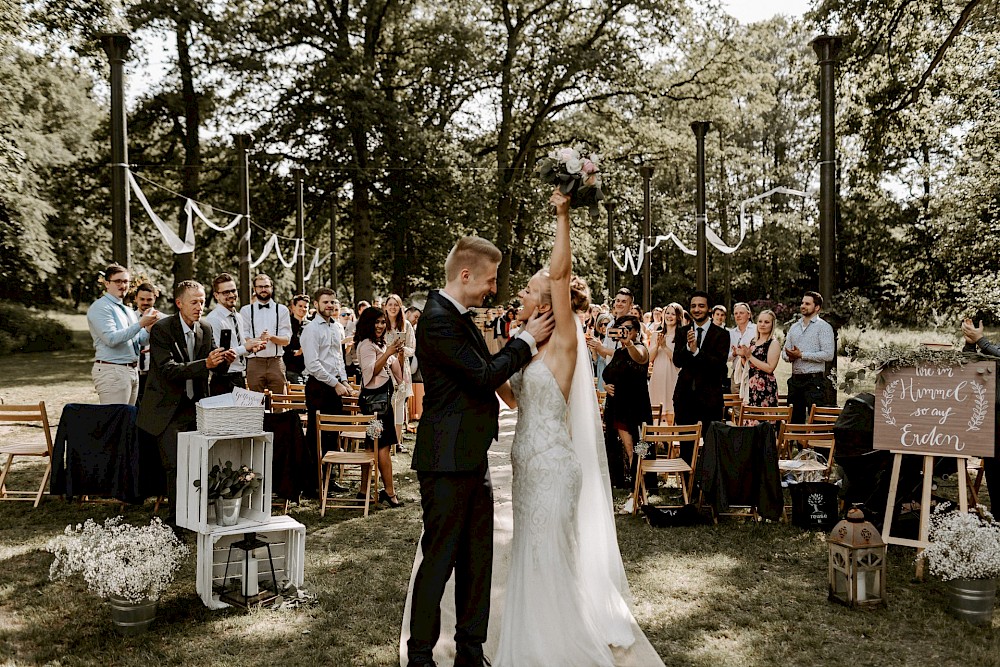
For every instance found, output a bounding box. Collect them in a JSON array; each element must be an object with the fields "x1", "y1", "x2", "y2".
[{"x1": 127, "y1": 170, "x2": 195, "y2": 254}]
